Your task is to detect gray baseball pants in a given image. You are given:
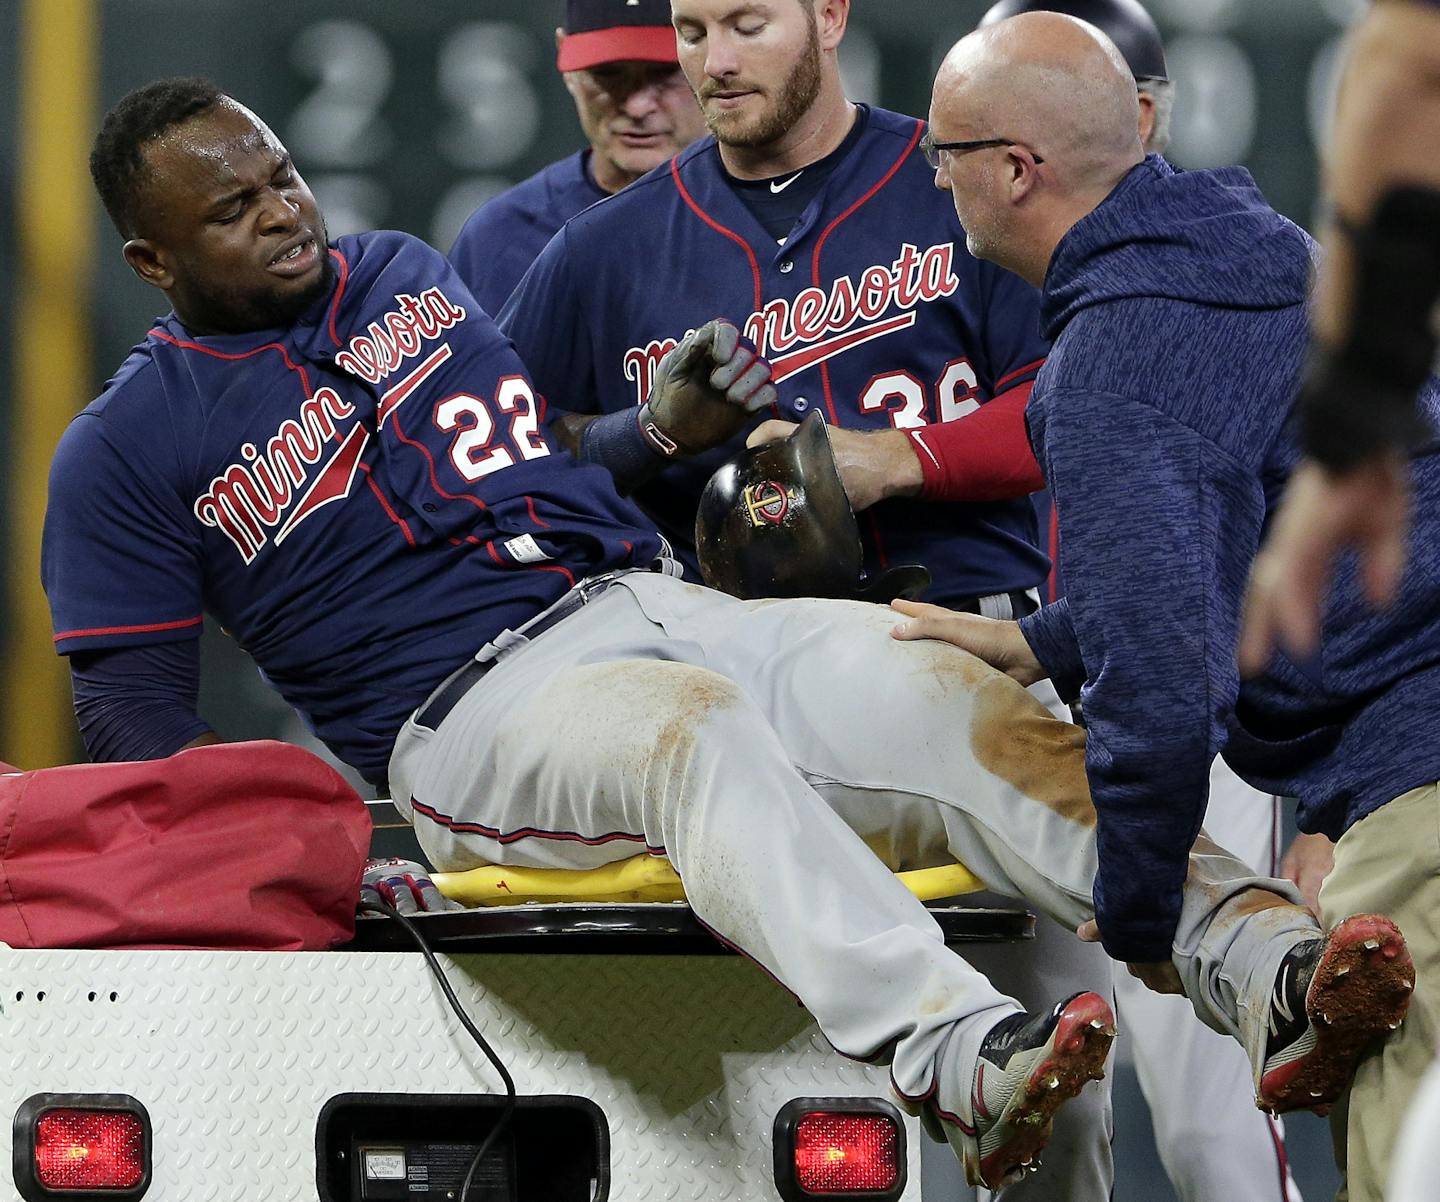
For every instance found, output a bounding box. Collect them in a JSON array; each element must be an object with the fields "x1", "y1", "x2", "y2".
[{"x1": 388, "y1": 572, "x2": 1315, "y2": 1145}]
